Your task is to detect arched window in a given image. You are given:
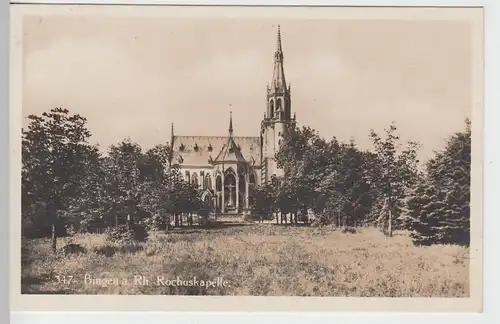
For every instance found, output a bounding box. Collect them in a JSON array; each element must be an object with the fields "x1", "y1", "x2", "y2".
[
  {"x1": 270, "y1": 100, "x2": 275, "y2": 118},
  {"x1": 204, "y1": 174, "x2": 212, "y2": 190},
  {"x1": 192, "y1": 173, "x2": 199, "y2": 187},
  {"x1": 277, "y1": 98, "x2": 282, "y2": 111},
  {"x1": 185, "y1": 171, "x2": 190, "y2": 183},
  {"x1": 224, "y1": 173, "x2": 236, "y2": 187},
  {"x1": 239, "y1": 174, "x2": 245, "y2": 192},
  {"x1": 216, "y1": 175, "x2": 222, "y2": 191},
  {"x1": 284, "y1": 98, "x2": 289, "y2": 119},
  {"x1": 249, "y1": 173, "x2": 256, "y2": 185}
]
